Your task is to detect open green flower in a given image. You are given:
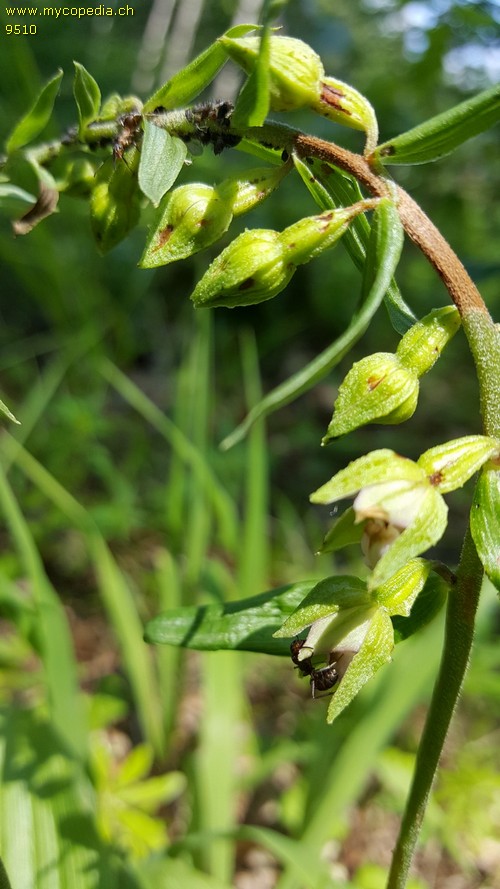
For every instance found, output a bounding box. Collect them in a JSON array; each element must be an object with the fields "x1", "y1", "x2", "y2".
[
  {"x1": 274, "y1": 560, "x2": 445, "y2": 722},
  {"x1": 311, "y1": 436, "x2": 500, "y2": 589}
]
